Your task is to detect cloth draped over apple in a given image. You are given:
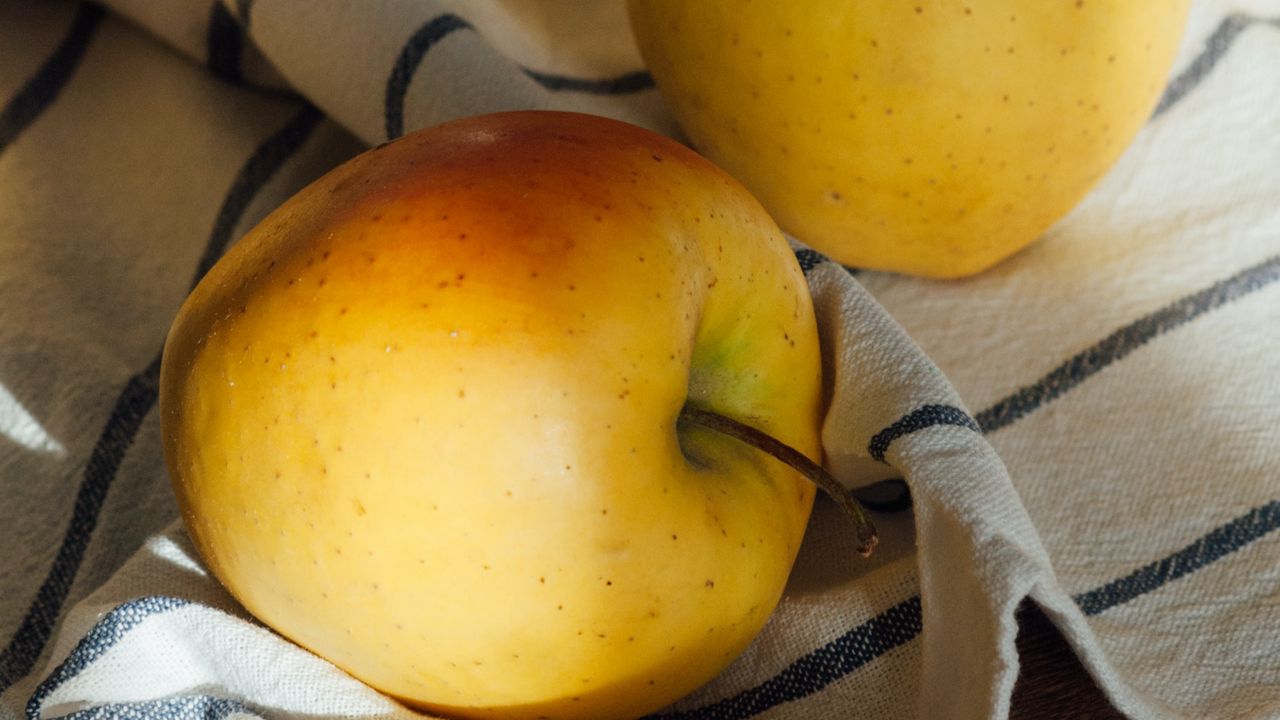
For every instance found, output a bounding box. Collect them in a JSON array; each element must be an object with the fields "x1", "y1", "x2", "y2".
[{"x1": 1, "y1": 2, "x2": 1278, "y2": 720}]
